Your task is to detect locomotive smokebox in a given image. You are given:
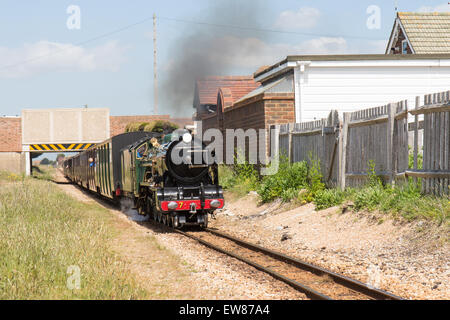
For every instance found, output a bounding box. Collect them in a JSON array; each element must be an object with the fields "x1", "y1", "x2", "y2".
[{"x1": 165, "y1": 137, "x2": 213, "y2": 184}]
